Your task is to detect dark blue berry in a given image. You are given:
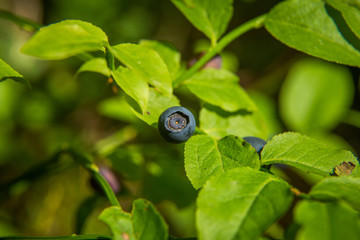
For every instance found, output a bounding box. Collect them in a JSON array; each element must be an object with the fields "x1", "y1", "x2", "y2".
[
  {"x1": 158, "y1": 106, "x2": 196, "y2": 143},
  {"x1": 243, "y1": 136, "x2": 267, "y2": 155}
]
